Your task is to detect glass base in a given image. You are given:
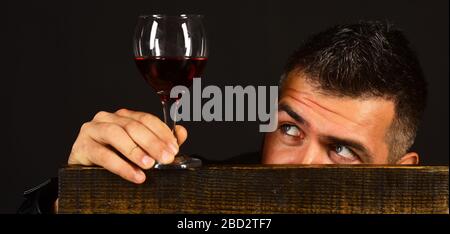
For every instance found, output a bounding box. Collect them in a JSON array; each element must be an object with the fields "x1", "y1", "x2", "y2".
[{"x1": 153, "y1": 155, "x2": 202, "y2": 169}]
